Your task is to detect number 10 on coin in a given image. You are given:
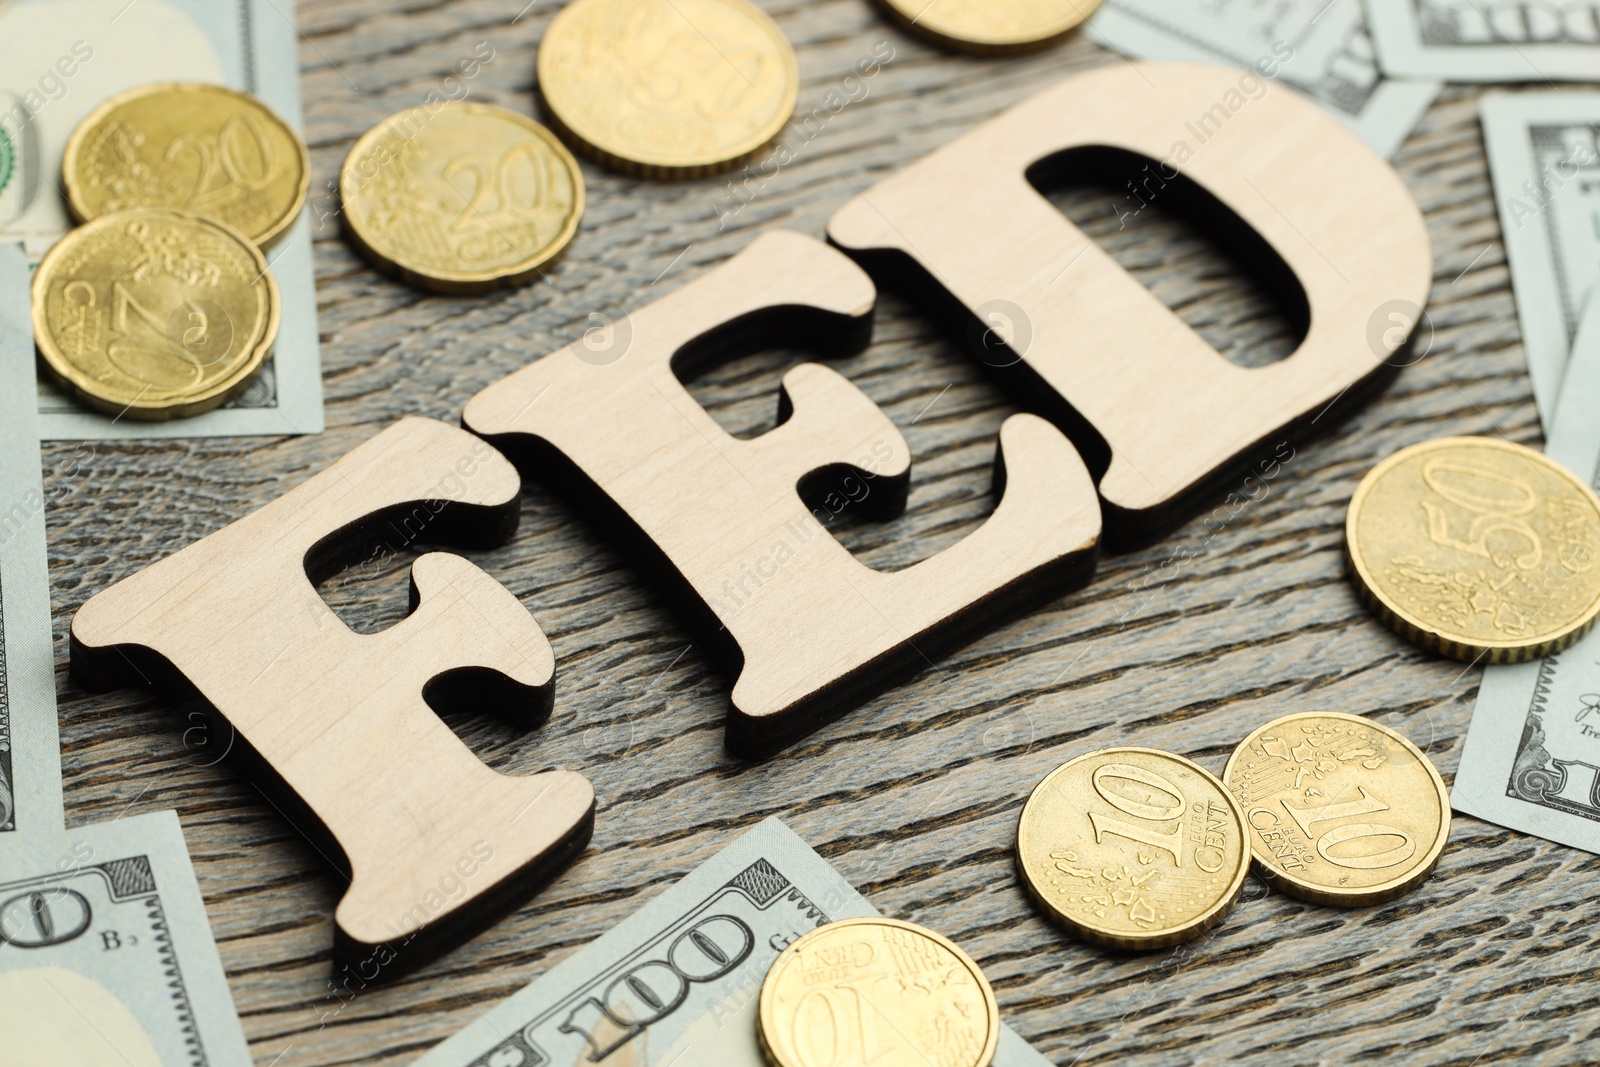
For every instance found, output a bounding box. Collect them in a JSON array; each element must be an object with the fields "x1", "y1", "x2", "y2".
[{"x1": 1016, "y1": 749, "x2": 1249, "y2": 949}]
